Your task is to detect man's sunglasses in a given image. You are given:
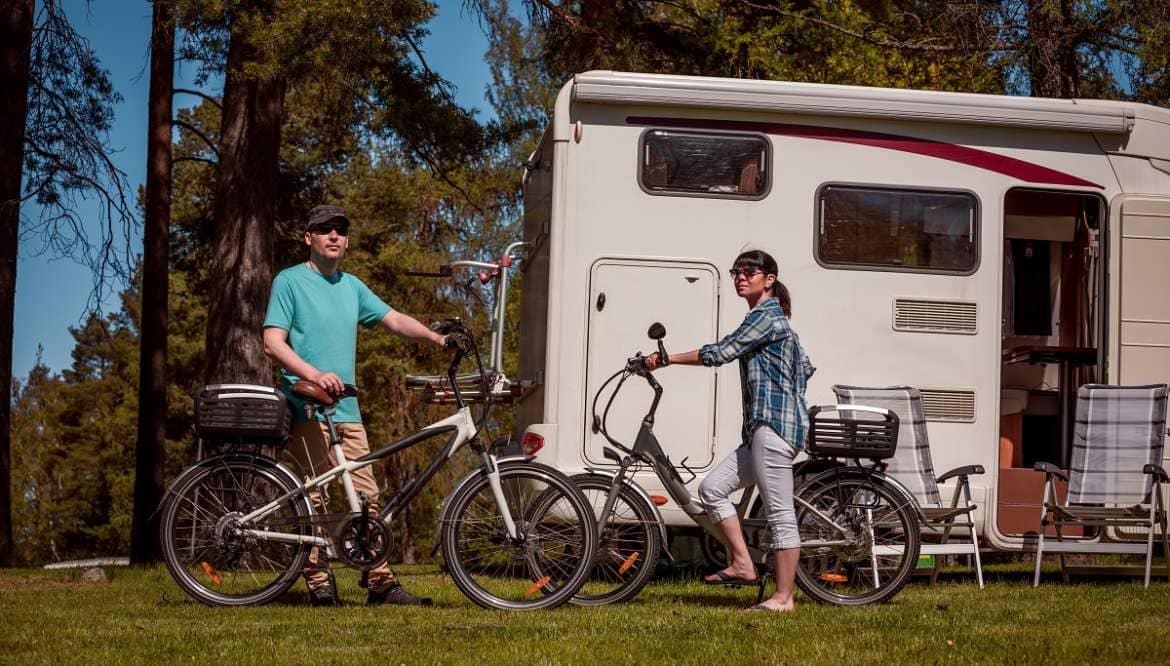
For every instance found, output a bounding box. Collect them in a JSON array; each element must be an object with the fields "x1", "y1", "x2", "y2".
[
  {"x1": 311, "y1": 223, "x2": 349, "y2": 237},
  {"x1": 728, "y1": 266, "x2": 764, "y2": 279}
]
